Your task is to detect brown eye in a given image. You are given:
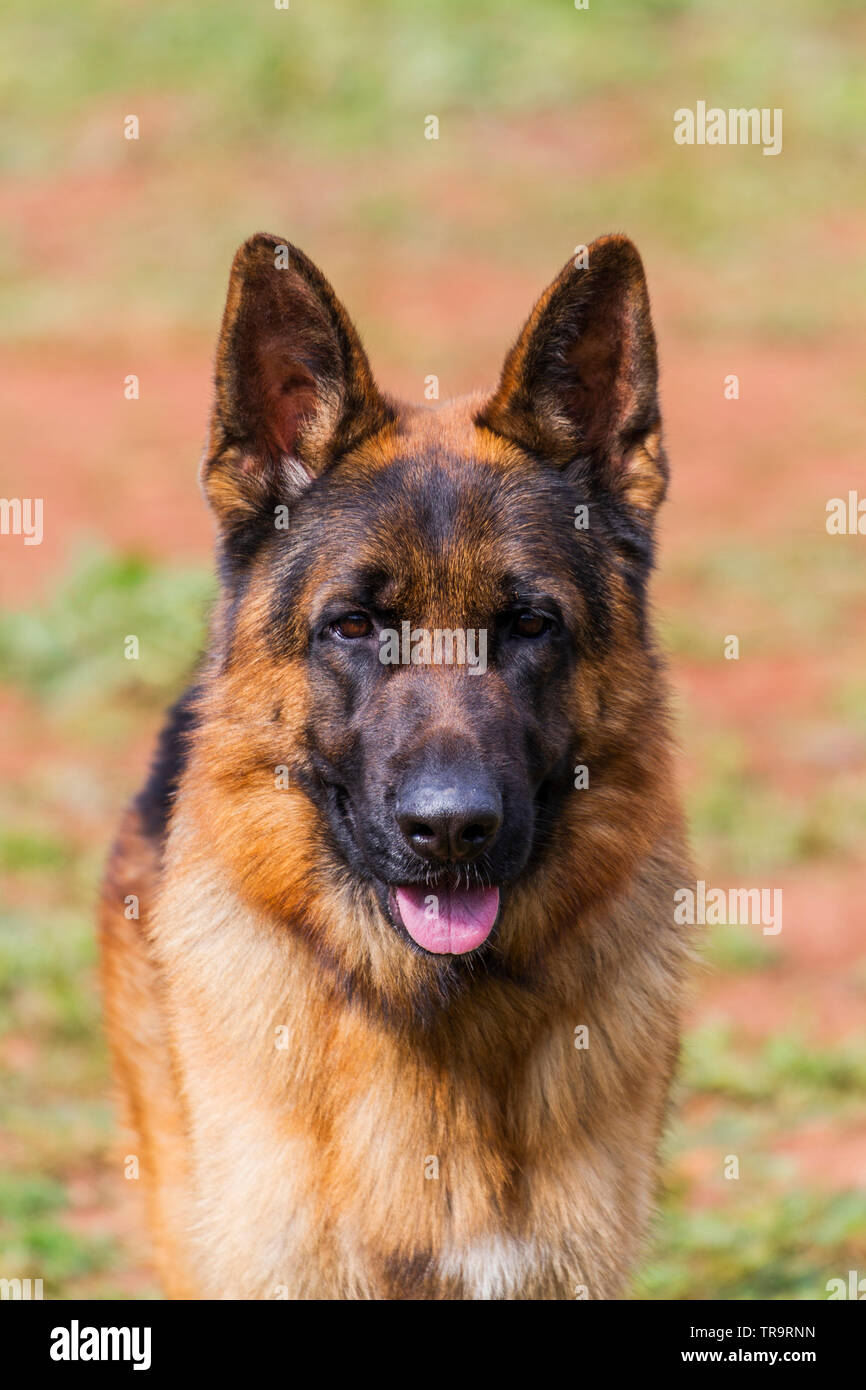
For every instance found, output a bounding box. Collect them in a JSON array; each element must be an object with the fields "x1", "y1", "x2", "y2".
[
  {"x1": 332, "y1": 613, "x2": 373, "y2": 640},
  {"x1": 513, "y1": 610, "x2": 547, "y2": 638}
]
